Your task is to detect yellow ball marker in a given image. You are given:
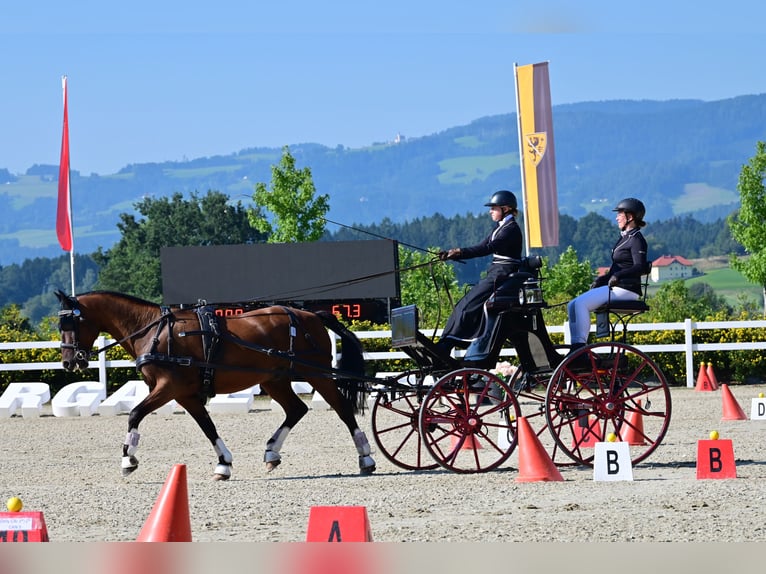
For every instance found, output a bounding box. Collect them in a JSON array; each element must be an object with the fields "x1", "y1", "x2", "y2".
[{"x1": 6, "y1": 497, "x2": 23, "y2": 512}]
